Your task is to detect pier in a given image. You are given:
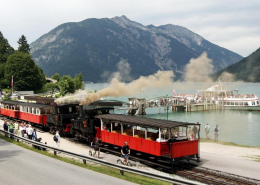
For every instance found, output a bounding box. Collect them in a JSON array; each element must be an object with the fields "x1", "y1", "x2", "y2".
[{"x1": 127, "y1": 96, "x2": 222, "y2": 115}]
